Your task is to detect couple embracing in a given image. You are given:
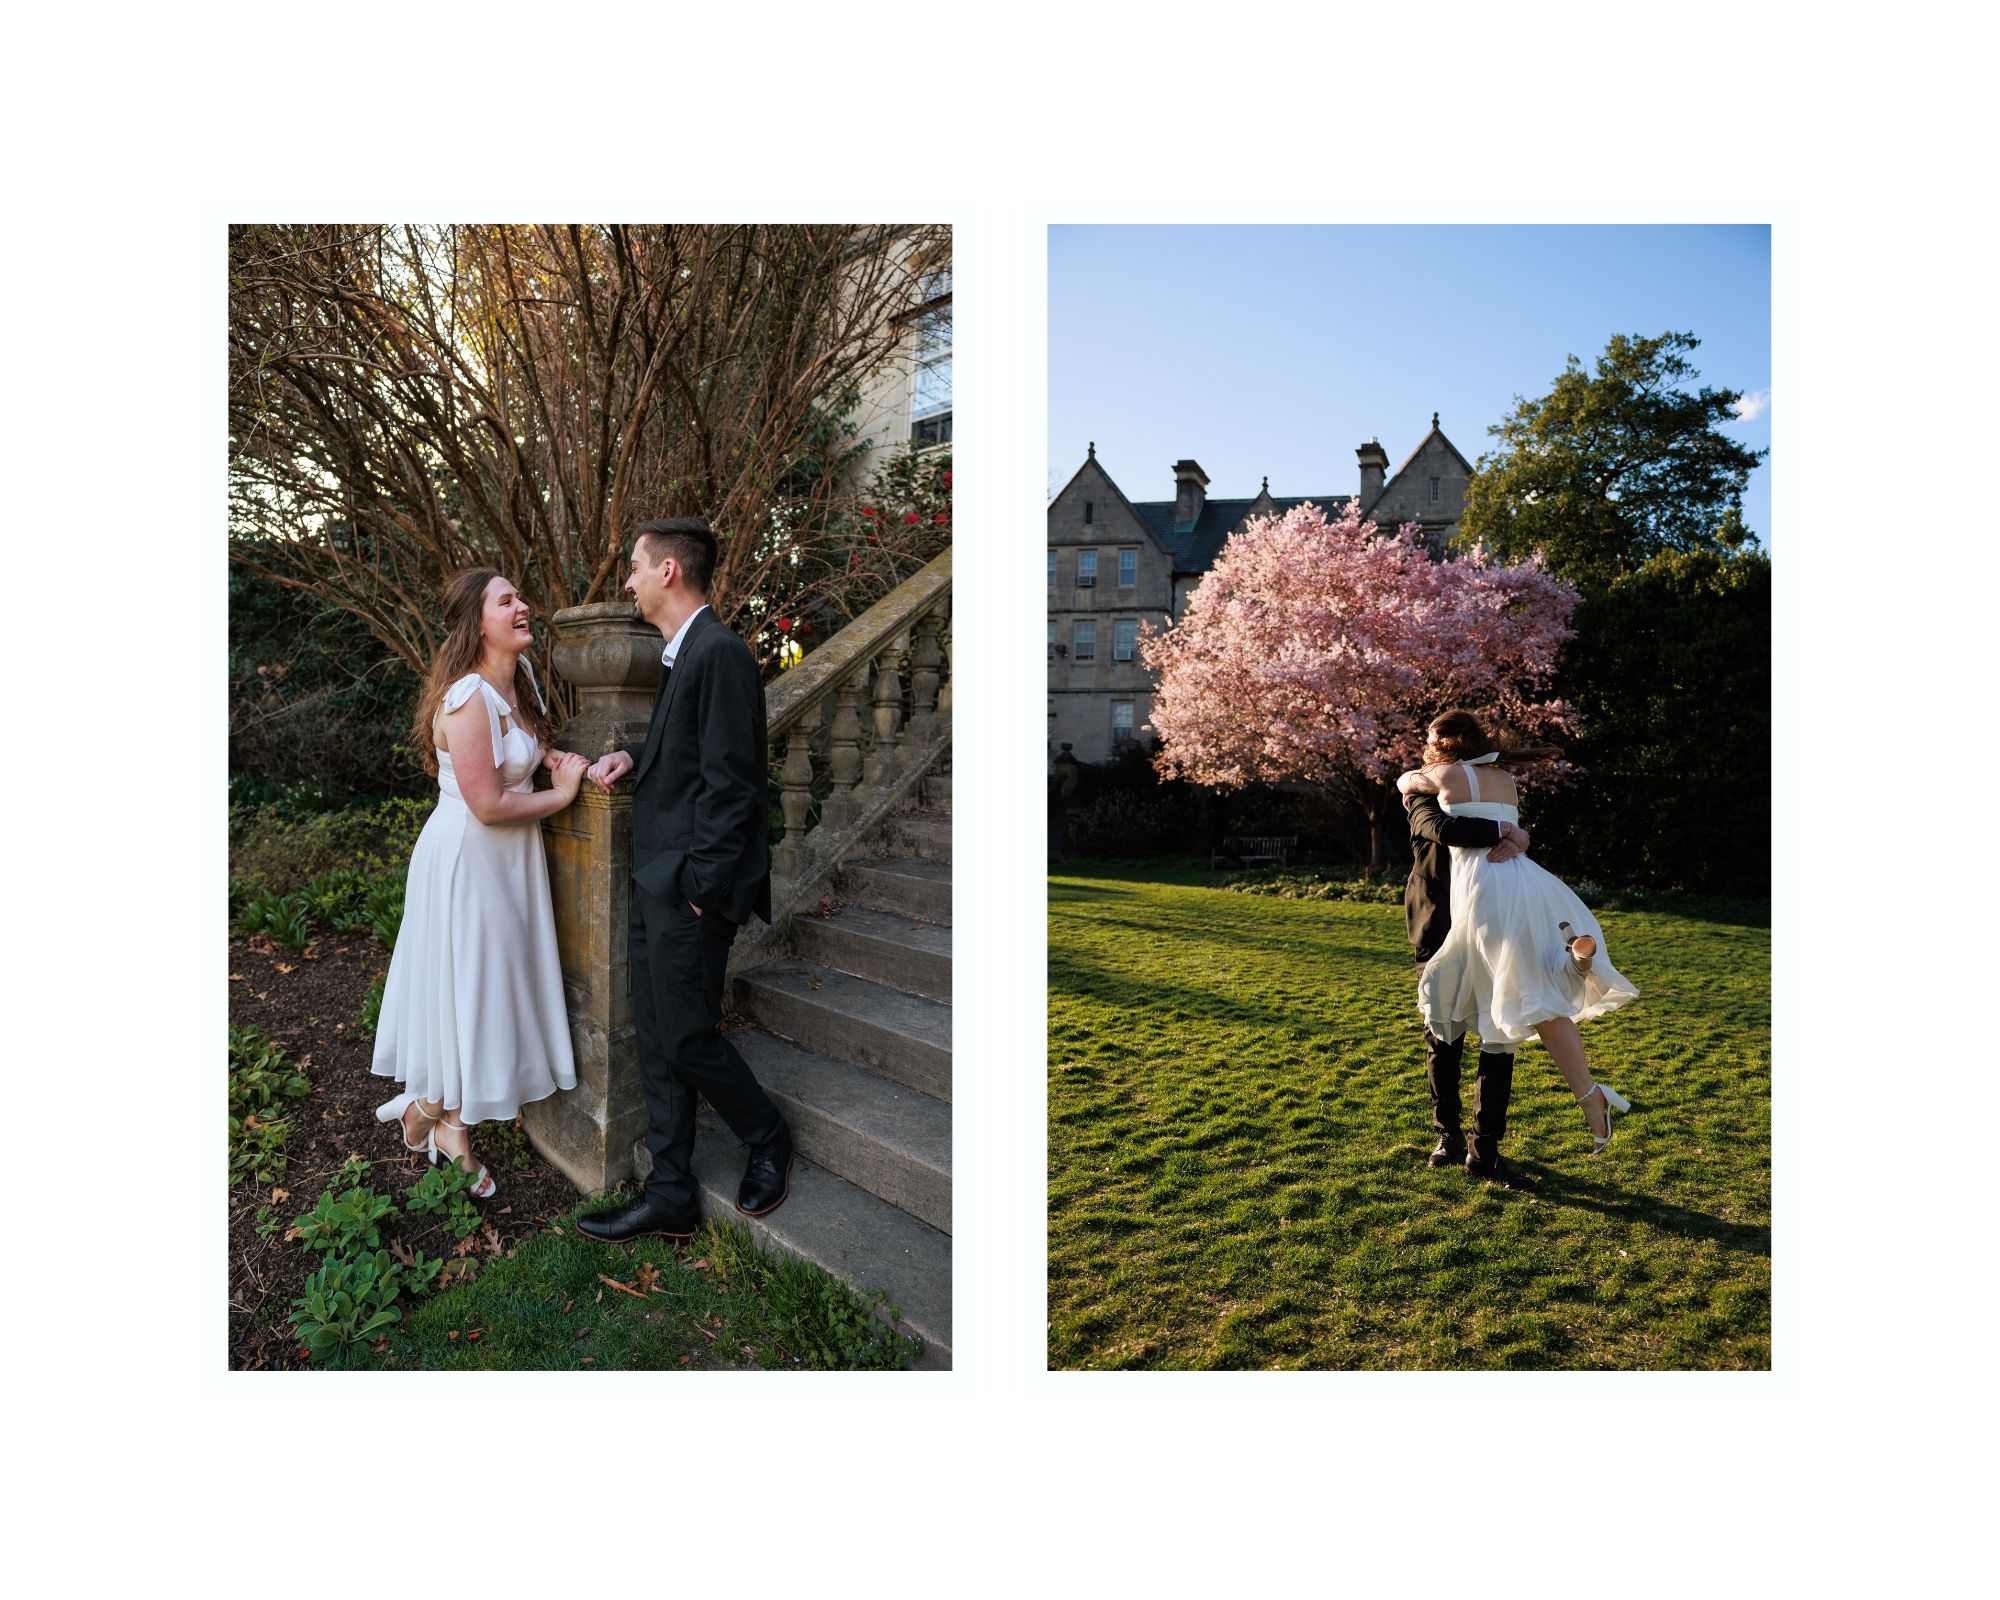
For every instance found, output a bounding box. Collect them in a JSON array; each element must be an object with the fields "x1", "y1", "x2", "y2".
[
  {"x1": 370, "y1": 518, "x2": 793, "y2": 1239},
  {"x1": 1398, "y1": 709, "x2": 1641, "y2": 1188}
]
